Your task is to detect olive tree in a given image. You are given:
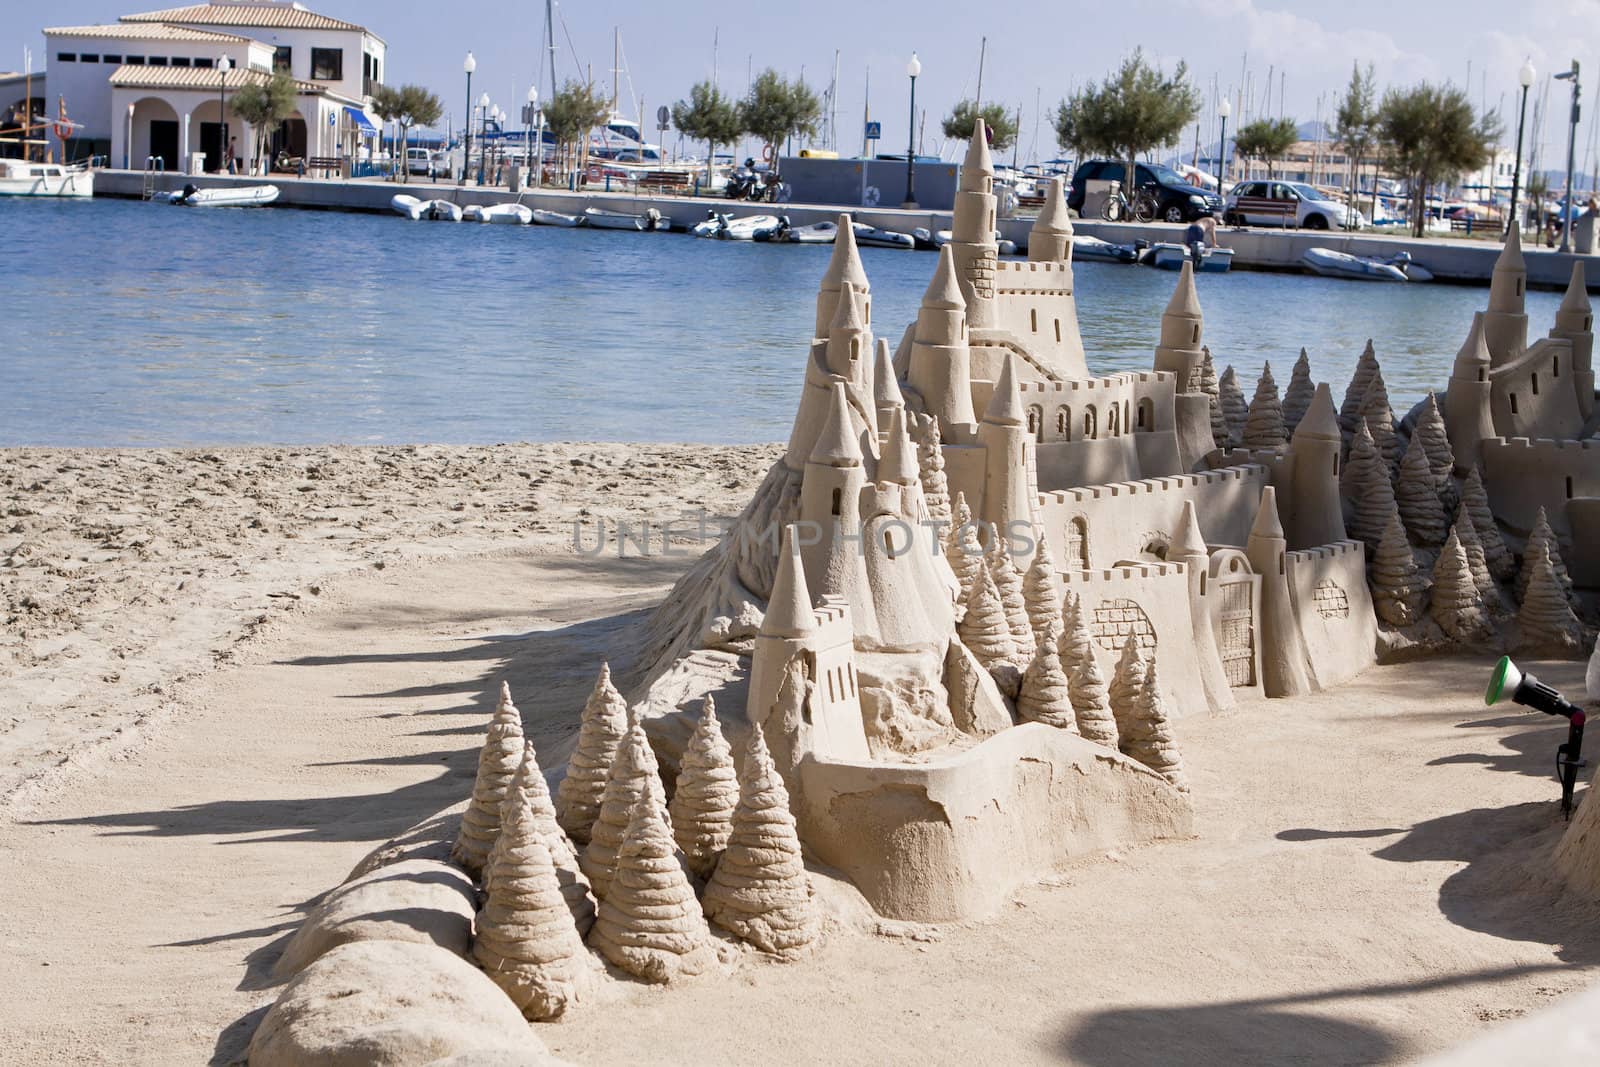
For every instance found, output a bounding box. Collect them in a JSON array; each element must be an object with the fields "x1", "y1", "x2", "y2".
[
  {"x1": 544, "y1": 79, "x2": 609, "y2": 182},
  {"x1": 371, "y1": 83, "x2": 443, "y2": 183},
  {"x1": 738, "y1": 69, "x2": 821, "y2": 164},
  {"x1": 1333, "y1": 63, "x2": 1378, "y2": 211},
  {"x1": 1232, "y1": 117, "x2": 1299, "y2": 180},
  {"x1": 942, "y1": 100, "x2": 1018, "y2": 152},
  {"x1": 229, "y1": 71, "x2": 297, "y2": 173},
  {"x1": 1054, "y1": 50, "x2": 1201, "y2": 193},
  {"x1": 673, "y1": 80, "x2": 742, "y2": 183},
  {"x1": 1378, "y1": 82, "x2": 1501, "y2": 237}
]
